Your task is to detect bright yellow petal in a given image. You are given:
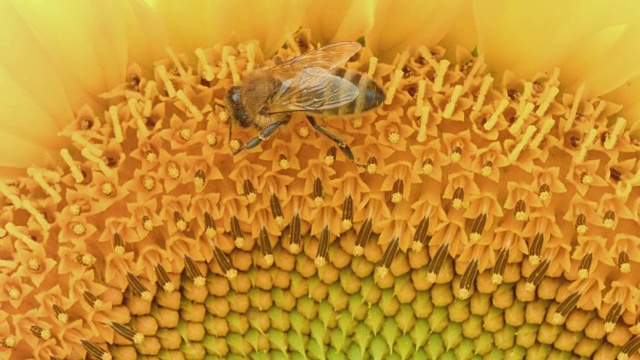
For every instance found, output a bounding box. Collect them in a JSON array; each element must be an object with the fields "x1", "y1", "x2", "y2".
[{"x1": 303, "y1": 0, "x2": 375, "y2": 44}]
